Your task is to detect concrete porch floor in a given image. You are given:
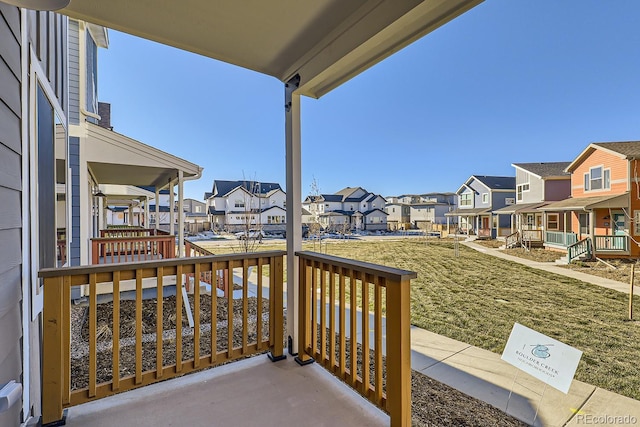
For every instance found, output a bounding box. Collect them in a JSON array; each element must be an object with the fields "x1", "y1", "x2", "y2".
[{"x1": 64, "y1": 354, "x2": 389, "y2": 427}]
